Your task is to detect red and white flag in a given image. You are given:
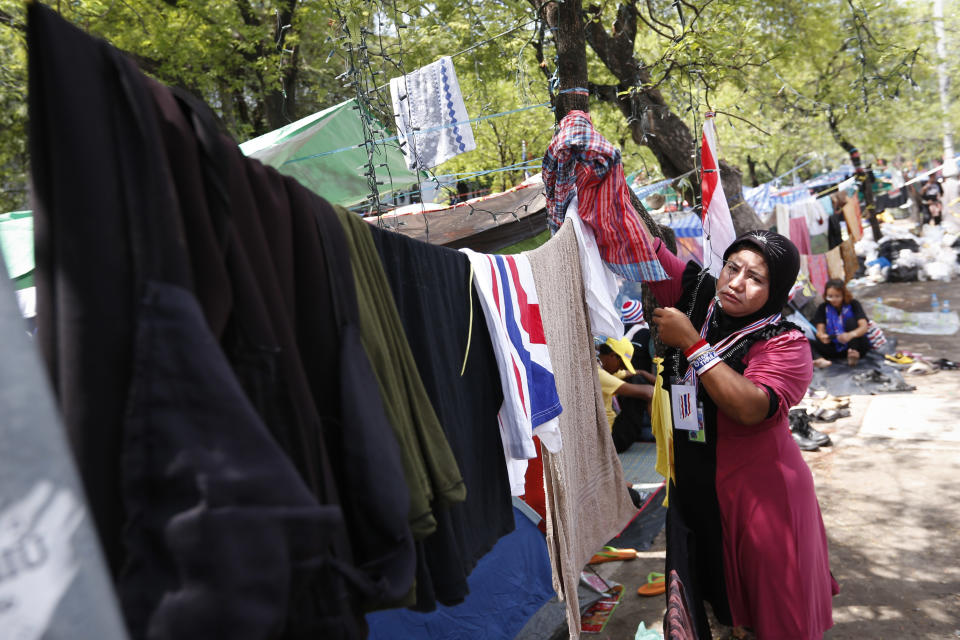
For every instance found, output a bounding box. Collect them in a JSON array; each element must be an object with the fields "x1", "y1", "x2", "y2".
[{"x1": 700, "y1": 112, "x2": 737, "y2": 277}]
